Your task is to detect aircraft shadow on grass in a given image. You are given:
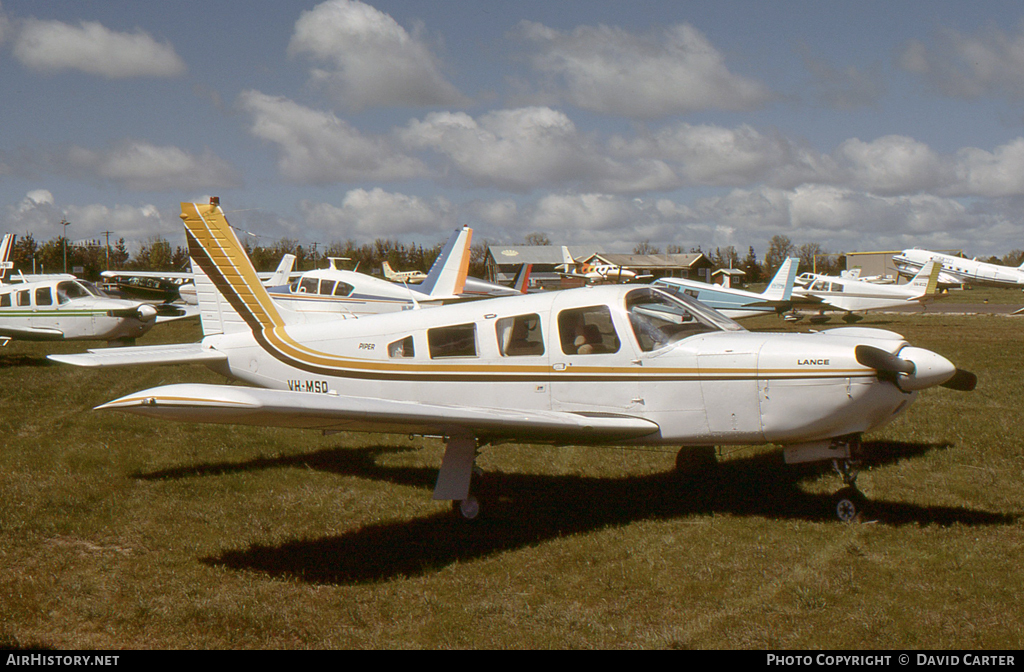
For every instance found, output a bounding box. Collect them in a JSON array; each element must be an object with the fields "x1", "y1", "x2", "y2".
[
  {"x1": 0, "y1": 354, "x2": 55, "y2": 368},
  {"x1": 136, "y1": 439, "x2": 1017, "y2": 585}
]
